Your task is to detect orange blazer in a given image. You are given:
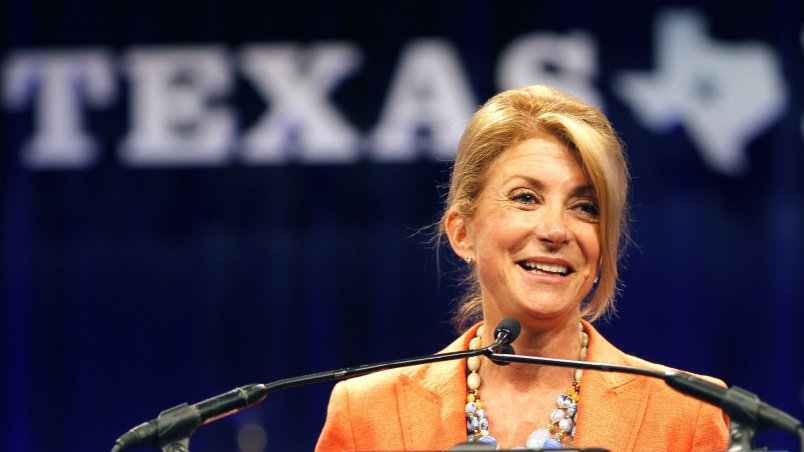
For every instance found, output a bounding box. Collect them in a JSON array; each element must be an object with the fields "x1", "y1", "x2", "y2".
[{"x1": 316, "y1": 321, "x2": 729, "y2": 451}]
